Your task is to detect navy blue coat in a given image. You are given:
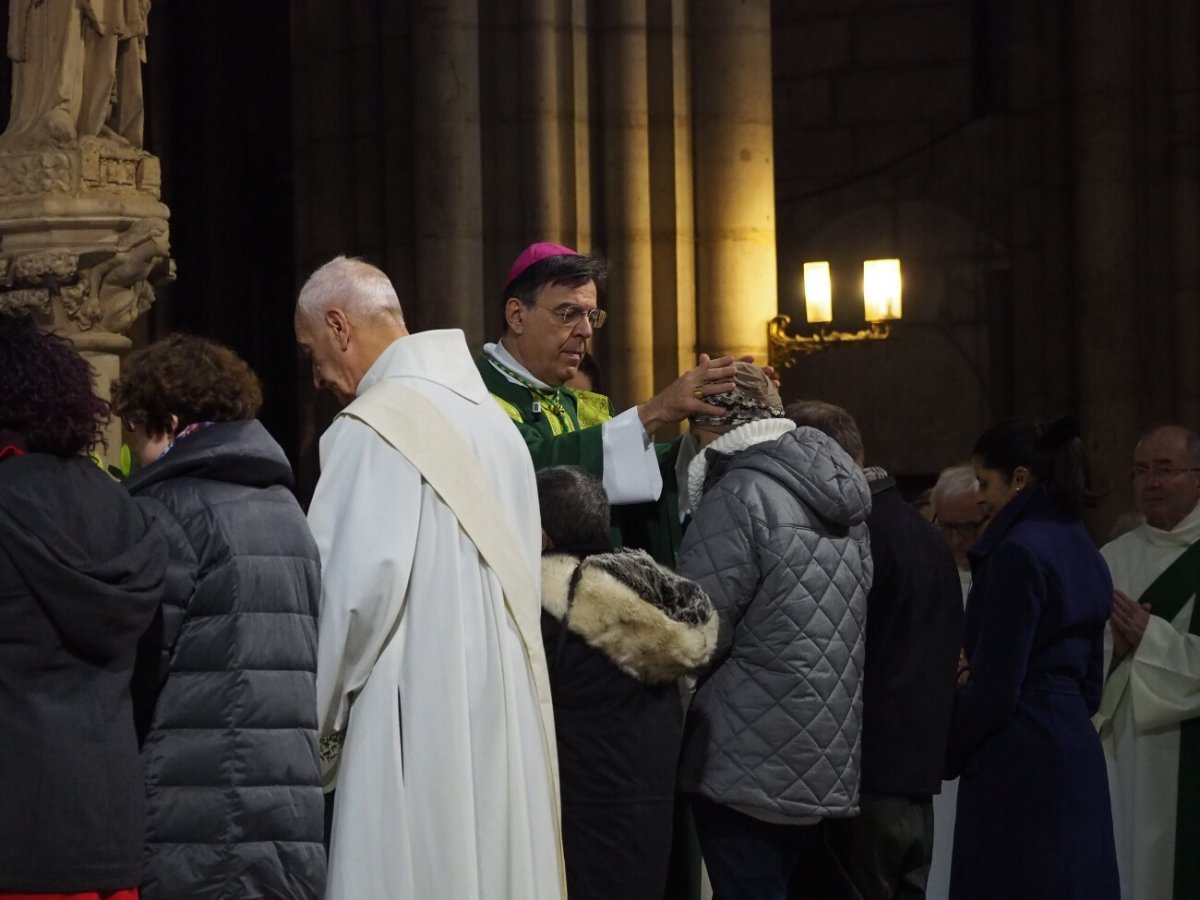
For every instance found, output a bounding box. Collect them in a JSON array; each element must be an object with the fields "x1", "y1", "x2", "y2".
[{"x1": 946, "y1": 485, "x2": 1118, "y2": 899}]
